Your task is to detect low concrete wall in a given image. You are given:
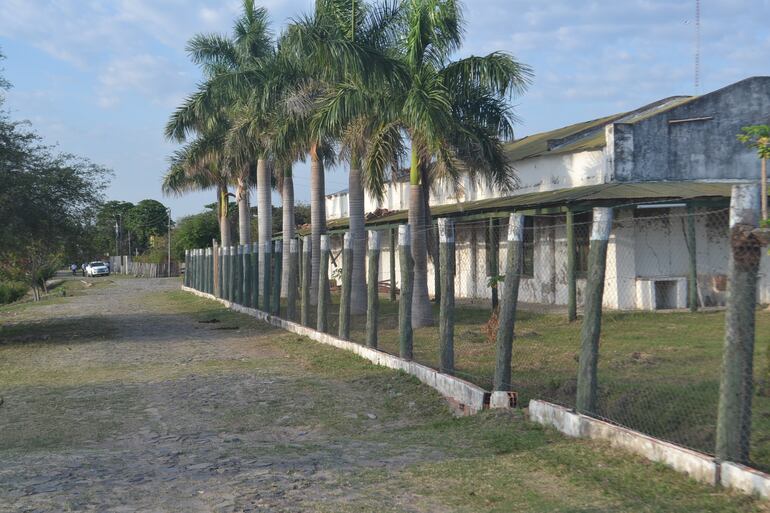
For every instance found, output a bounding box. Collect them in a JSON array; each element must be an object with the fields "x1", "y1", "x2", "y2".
[
  {"x1": 181, "y1": 286, "x2": 488, "y2": 414},
  {"x1": 529, "y1": 400, "x2": 718, "y2": 485},
  {"x1": 721, "y1": 462, "x2": 770, "y2": 499}
]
